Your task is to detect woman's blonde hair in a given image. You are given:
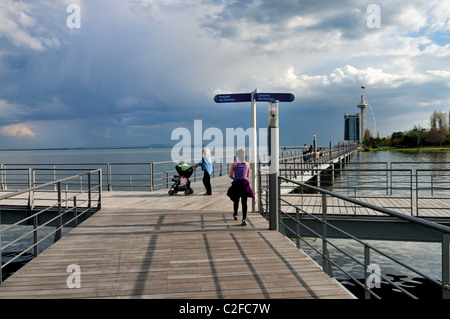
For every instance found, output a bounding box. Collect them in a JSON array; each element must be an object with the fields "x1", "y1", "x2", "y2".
[
  {"x1": 202, "y1": 148, "x2": 211, "y2": 157},
  {"x1": 236, "y1": 148, "x2": 245, "y2": 162}
]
